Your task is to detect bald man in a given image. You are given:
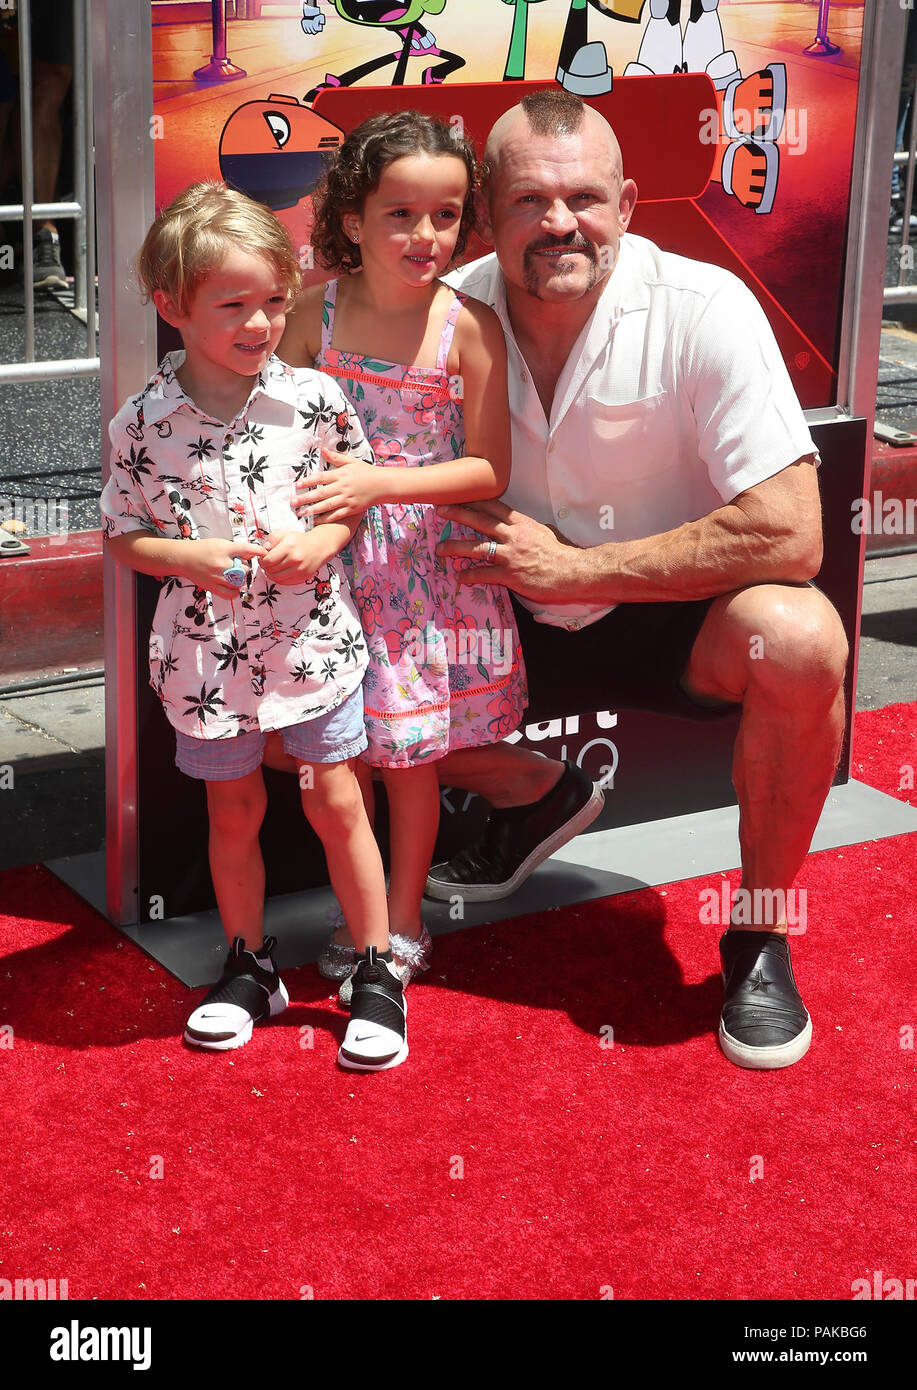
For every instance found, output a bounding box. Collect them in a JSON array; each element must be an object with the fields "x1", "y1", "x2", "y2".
[{"x1": 429, "y1": 88, "x2": 848, "y2": 1071}]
